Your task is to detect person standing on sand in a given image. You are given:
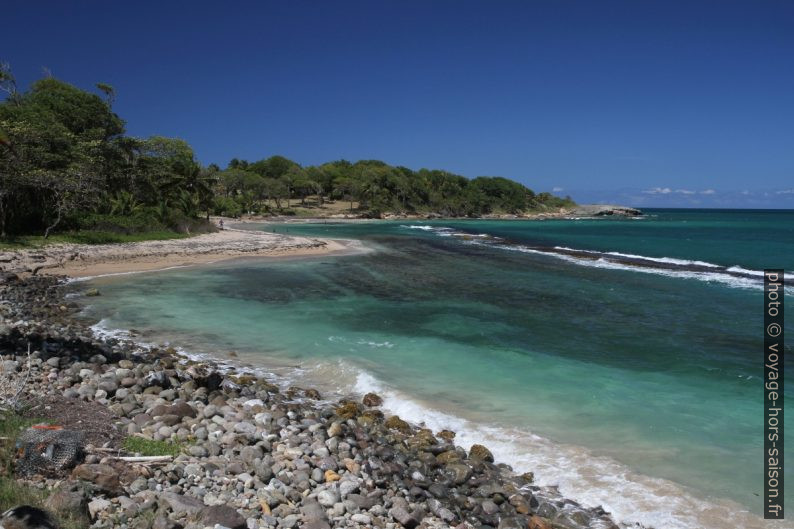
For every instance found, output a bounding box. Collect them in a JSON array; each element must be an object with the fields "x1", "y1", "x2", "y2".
[{"x1": 219, "y1": 219, "x2": 224, "y2": 230}]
